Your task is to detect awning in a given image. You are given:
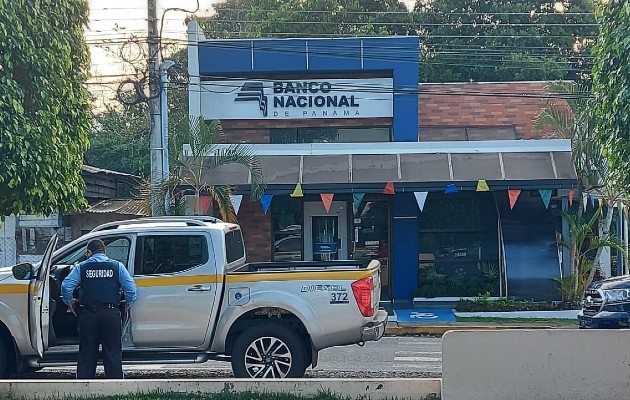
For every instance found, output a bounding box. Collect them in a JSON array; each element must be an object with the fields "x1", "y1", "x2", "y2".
[{"x1": 189, "y1": 139, "x2": 577, "y2": 193}]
